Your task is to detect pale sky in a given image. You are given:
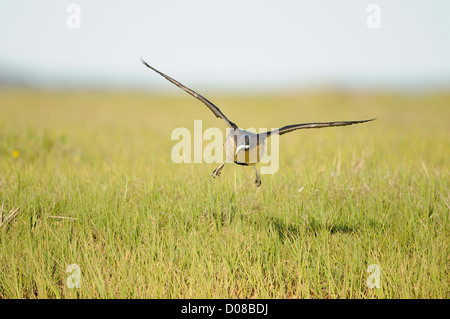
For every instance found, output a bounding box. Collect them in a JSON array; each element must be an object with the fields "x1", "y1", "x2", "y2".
[{"x1": 1, "y1": 0, "x2": 449, "y2": 91}]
